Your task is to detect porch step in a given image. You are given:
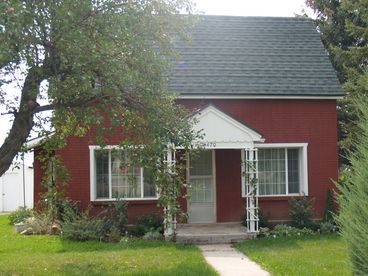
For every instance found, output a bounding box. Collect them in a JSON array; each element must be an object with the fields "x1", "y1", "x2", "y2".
[{"x1": 176, "y1": 223, "x2": 256, "y2": 244}]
